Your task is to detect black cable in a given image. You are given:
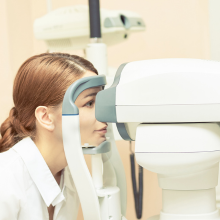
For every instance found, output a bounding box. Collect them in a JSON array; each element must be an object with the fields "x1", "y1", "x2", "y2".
[
  {"x1": 138, "y1": 165, "x2": 143, "y2": 218},
  {"x1": 130, "y1": 142, "x2": 143, "y2": 219},
  {"x1": 130, "y1": 154, "x2": 139, "y2": 214}
]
